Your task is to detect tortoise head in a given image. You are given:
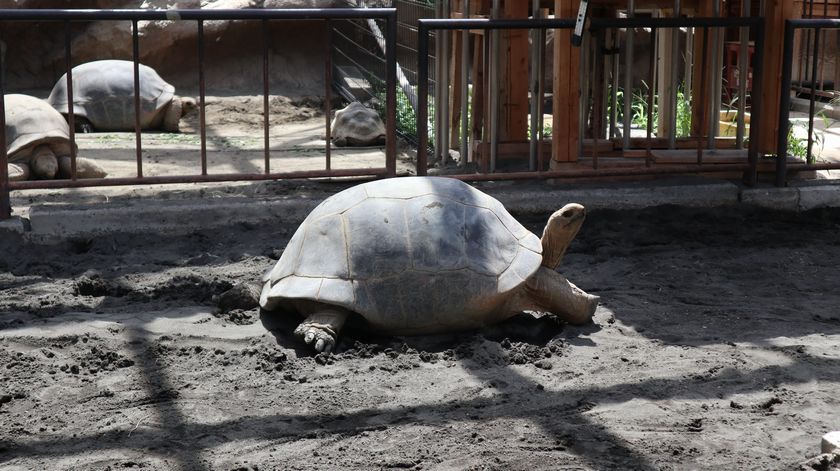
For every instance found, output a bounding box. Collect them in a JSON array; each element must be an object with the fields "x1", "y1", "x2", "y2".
[
  {"x1": 179, "y1": 97, "x2": 198, "y2": 117},
  {"x1": 540, "y1": 203, "x2": 586, "y2": 270}
]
